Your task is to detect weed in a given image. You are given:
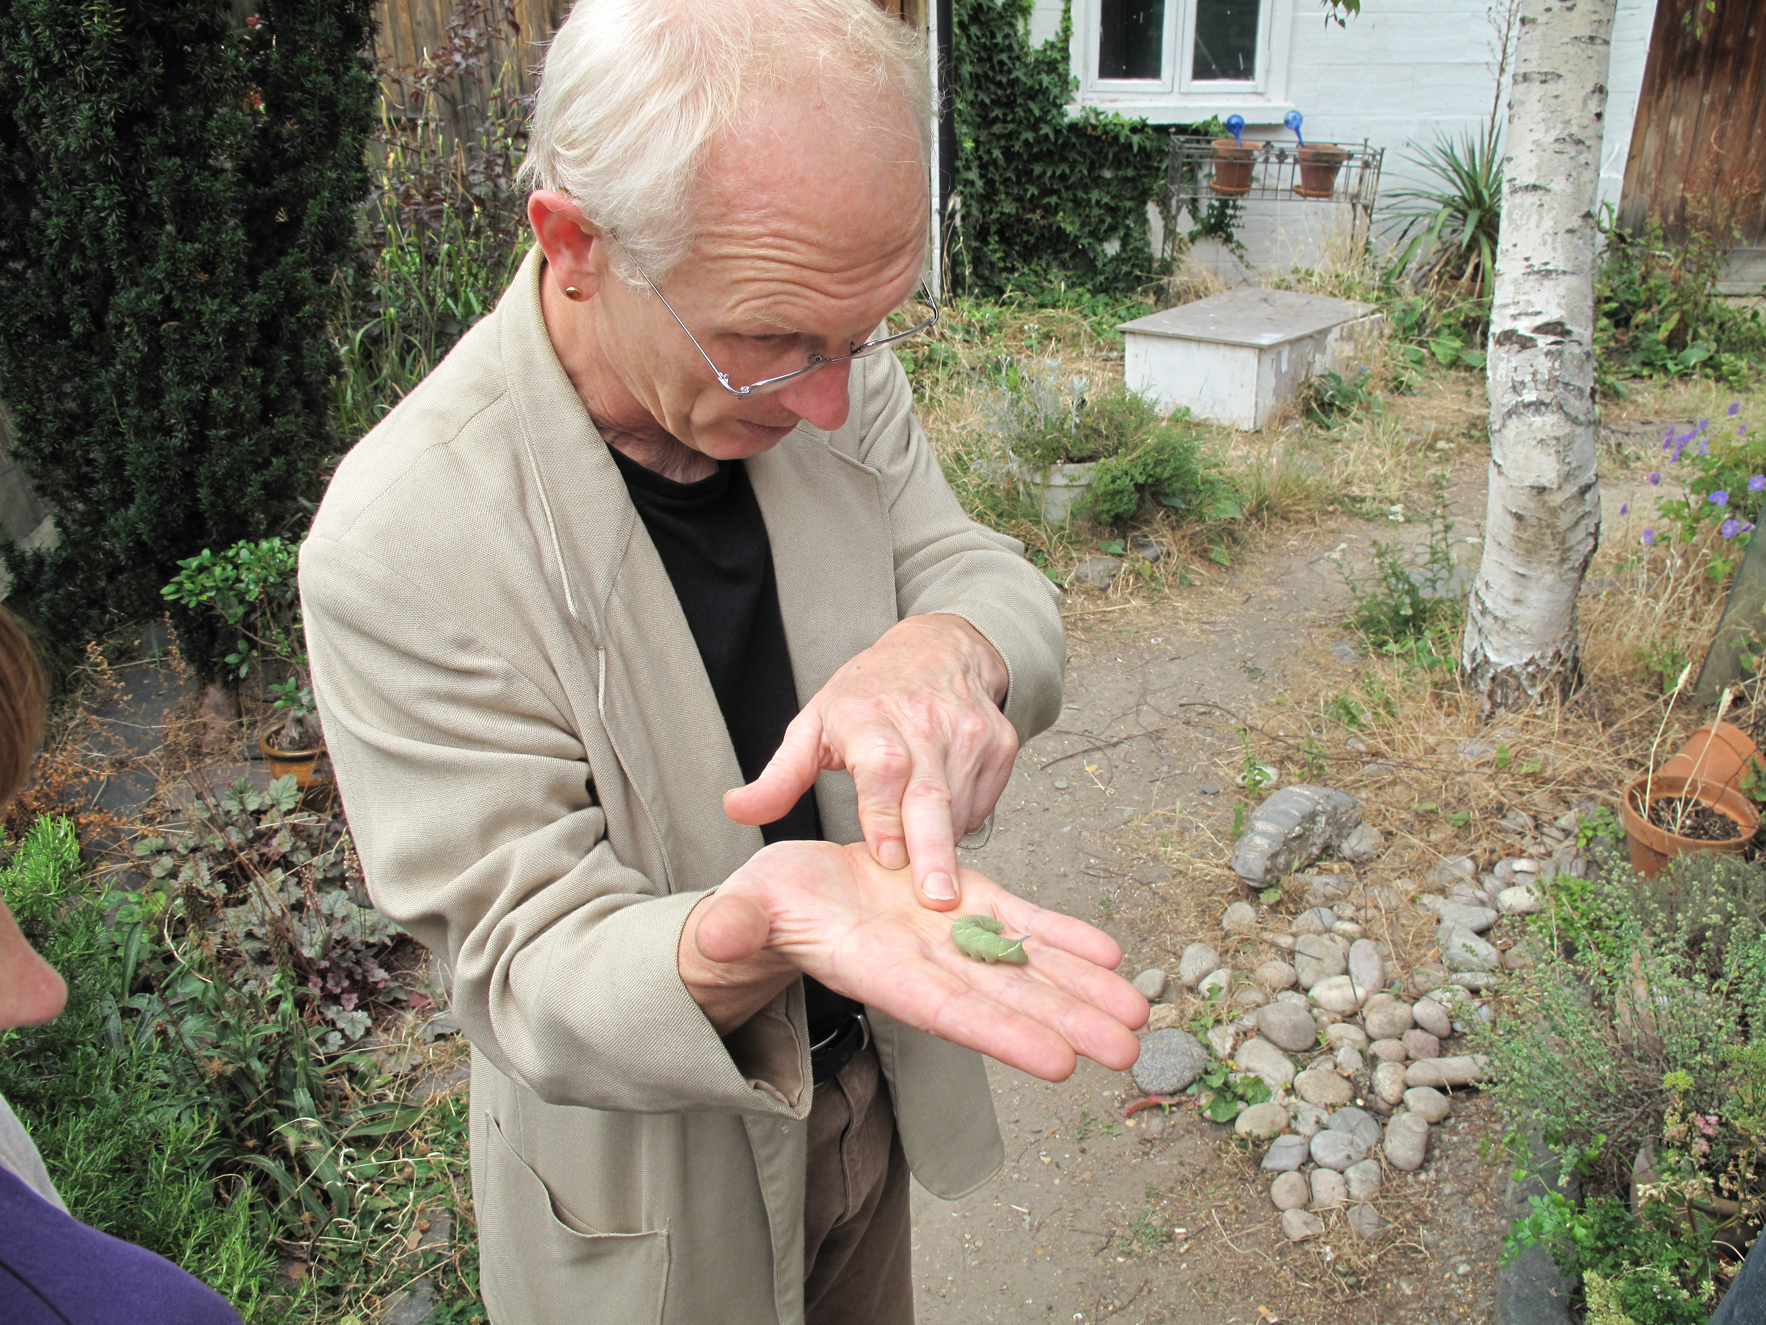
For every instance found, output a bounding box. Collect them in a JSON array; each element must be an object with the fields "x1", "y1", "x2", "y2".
[
  {"x1": 1073, "y1": 1107, "x2": 1124, "y2": 1142},
  {"x1": 1326, "y1": 692, "x2": 1370, "y2": 730},
  {"x1": 1118, "y1": 1189, "x2": 1173, "y2": 1256},
  {"x1": 1640, "y1": 640, "x2": 1694, "y2": 695},
  {"x1": 1305, "y1": 366, "x2": 1382, "y2": 426},
  {"x1": 1337, "y1": 474, "x2": 1465, "y2": 651},
  {"x1": 1187, "y1": 1059, "x2": 1272, "y2": 1124}
]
